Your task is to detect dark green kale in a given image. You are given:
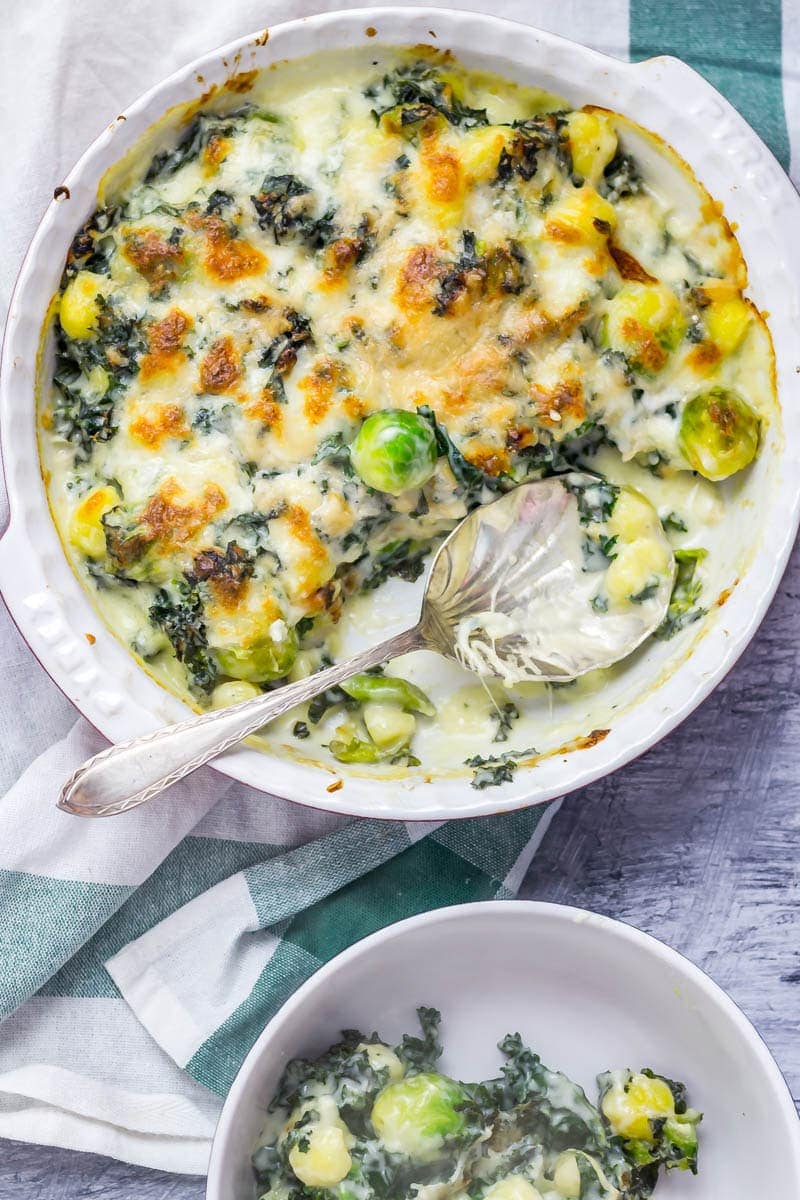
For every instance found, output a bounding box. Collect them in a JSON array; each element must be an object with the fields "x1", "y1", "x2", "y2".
[
  {"x1": 149, "y1": 579, "x2": 217, "y2": 694},
  {"x1": 269, "y1": 1026, "x2": 385, "y2": 1117},
  {"x1": 600, "y1": 152, "x2": 643, "y2": 202},
  {"x1": 312, "y1": 431, "x2": 354, "y2": 476},
  {"x1": 495, "y1": 114, "x2": 569, "y2": 184},
  {"x1": 629, "y1": 578, "x2": 660, "y2": 603},
  {"x1": 582, "y1": 534, "x2": 618, "y2": 572},
  {"x1": 492, "y1": 1034, "x2": 609, "y2": 1152},
  {"x1": 292, "y1": 720, "x2": 310, "y2": 739},
  {"x1": 654, "y1": 548, "x2": 707, "y2": 640},
  {"x1": 189, "y1": 540, "x2": 255, "y2": 593},
  {"x1": 491, "y1": 701, "x2": 520, "y2": 744},
  {"x1": 565, "y1": 476, "x2": 619, "y2": 524},
  {"x1": 205, "y1": 188, "x2": 235, "y2": 214},
  {"x1": 433, "y1": 230, "x2": 483, "y2": 315},
  {"x1": 259, "y1": 308, "x2": 313, "y2": 373},
  {"x1": 53, "y1": 298, "x2": 146, "y2": 461},
  {"x1": 432, "y1": 234, "x2": 528, "y2": 317},
  {"x1": 417, "y1": 404, "x2": 499, "y2": 508},
  {"x1": 145, "y1": 108, "x2": 259, "y2": 181},
  {"x1": 395, "y1": 1006, "x2": 443, "y2": 1072},
  {"x1": 465, "y1": 747, "x2": 535, "y2": 789},
  {"x1": 251, "y1": 174, "x2": 336, "y2": 247},
  {"x1": 63, "y1": 206, "x2": 120, "y2": 279},
  {"x1": 360, "y1": 539, "x2": 433, "y2": 591},
  {"x1": 365, "y1": 61, "x2": 488, "y2": 129}
]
